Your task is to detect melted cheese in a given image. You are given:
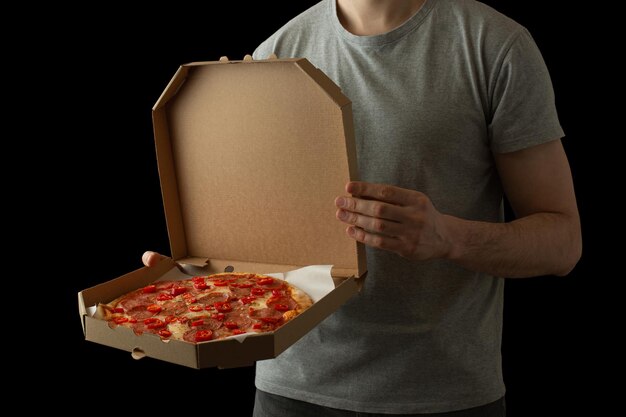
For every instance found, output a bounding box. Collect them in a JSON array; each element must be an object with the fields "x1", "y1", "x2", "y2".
[{"x1": 167, "y1": 321, "x2": 188, "y2": 341}]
